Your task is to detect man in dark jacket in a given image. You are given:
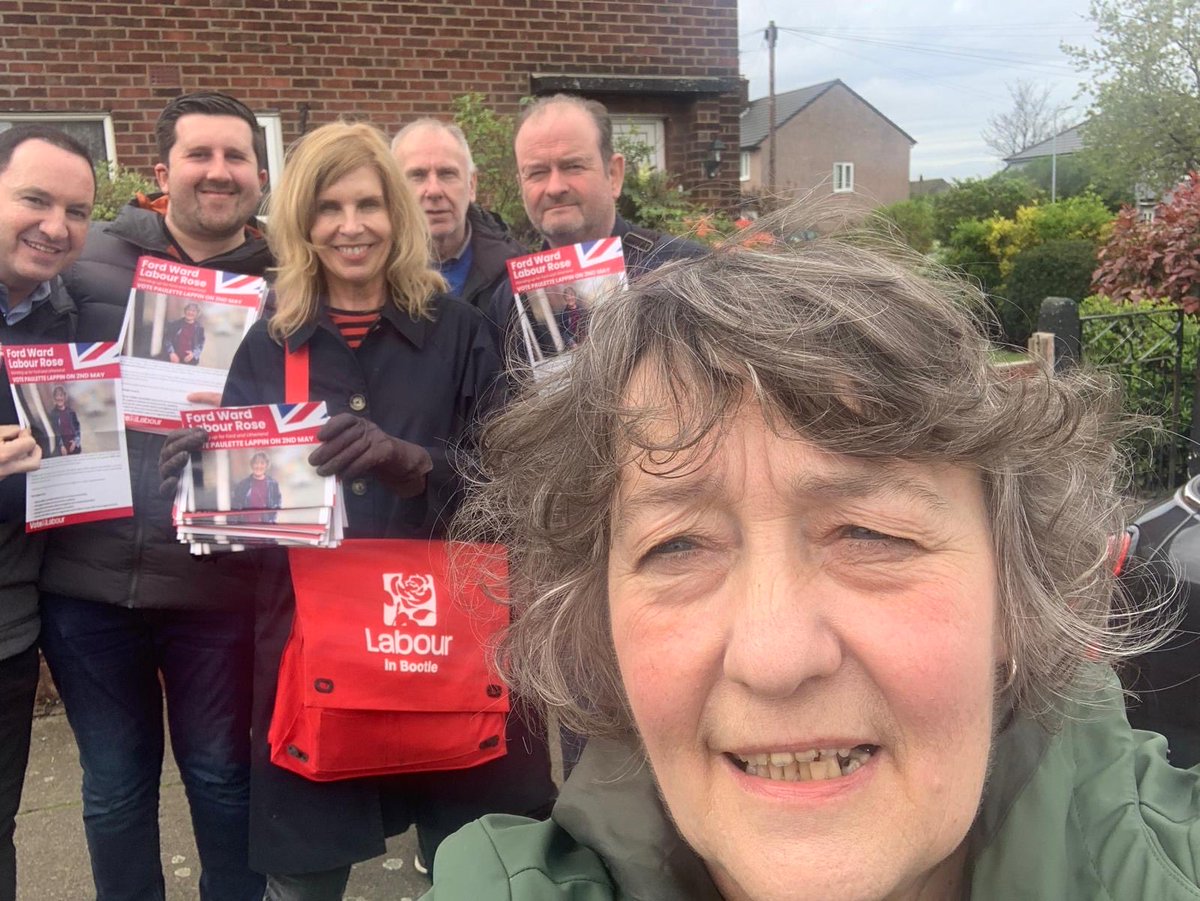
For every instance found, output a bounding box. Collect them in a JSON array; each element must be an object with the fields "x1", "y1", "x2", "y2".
[
  {"x1": 0, "y1": 124, "x2": 96, "y2": 901},
  {"x1": 490, "y1": 94, "x2": 706, "y2": 776},
  {"x1": 391, "y1": 119, "x2": 528, "y2": 311},
  {"x1": 38, "y1": 92, "x2": 269, "y2": 901},
  {"x1": 490, "y1": 94, "x2": 706, "y2": 354}
]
